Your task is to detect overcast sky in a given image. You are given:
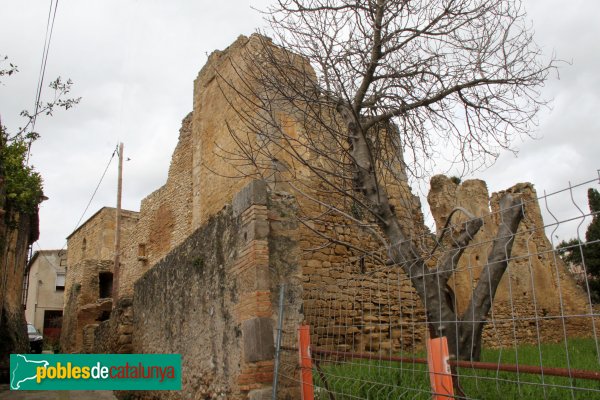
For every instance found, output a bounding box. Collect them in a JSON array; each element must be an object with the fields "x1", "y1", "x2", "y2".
[{"x1": 0, "y1": 0, "x2": 598, "y2": 250}]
